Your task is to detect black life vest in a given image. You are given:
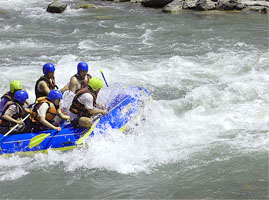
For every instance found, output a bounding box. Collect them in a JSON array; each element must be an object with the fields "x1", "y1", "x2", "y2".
[
  {"x1": 35, "y1": 76, "x2": 58, "y2": 98},
  {"x1": 73, "y1": 73, "x2": 92, "y2": 94}
]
